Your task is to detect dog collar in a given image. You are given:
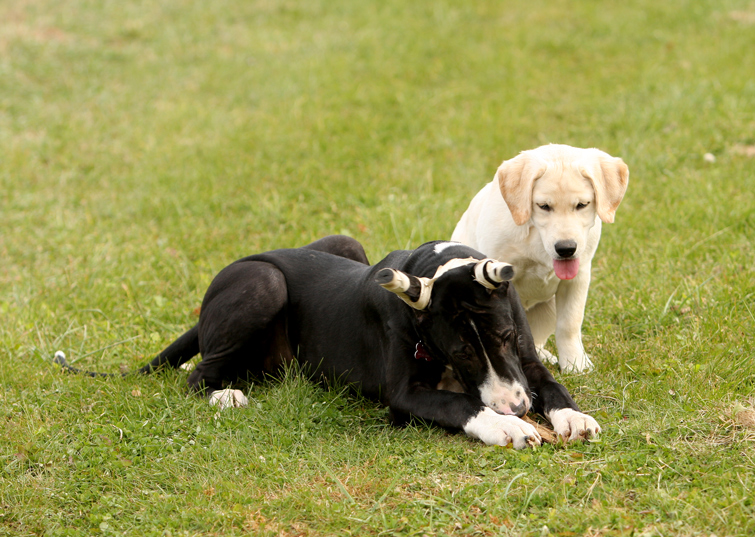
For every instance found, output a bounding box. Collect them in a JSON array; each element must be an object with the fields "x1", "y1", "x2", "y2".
[{"x1": 414, "y1": 342, "x2": 432, "y2": 361}]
